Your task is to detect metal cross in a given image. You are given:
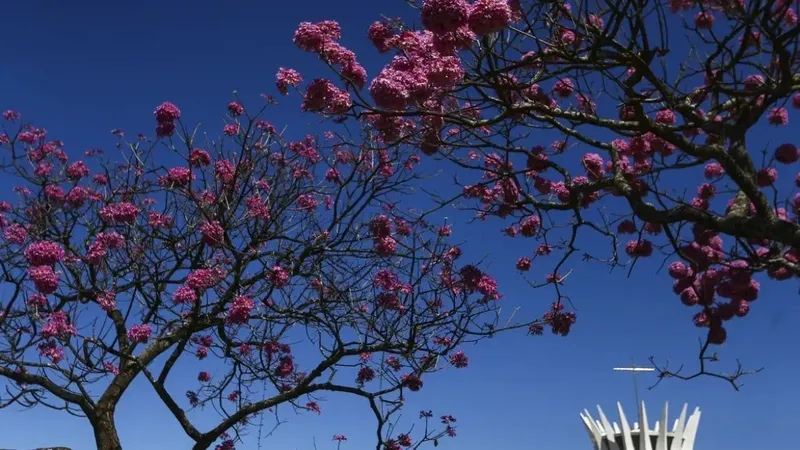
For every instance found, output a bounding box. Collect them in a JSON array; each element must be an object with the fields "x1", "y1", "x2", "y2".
[{"x1": 613, "y1": 365, "x2": 655, "y2": 409}]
